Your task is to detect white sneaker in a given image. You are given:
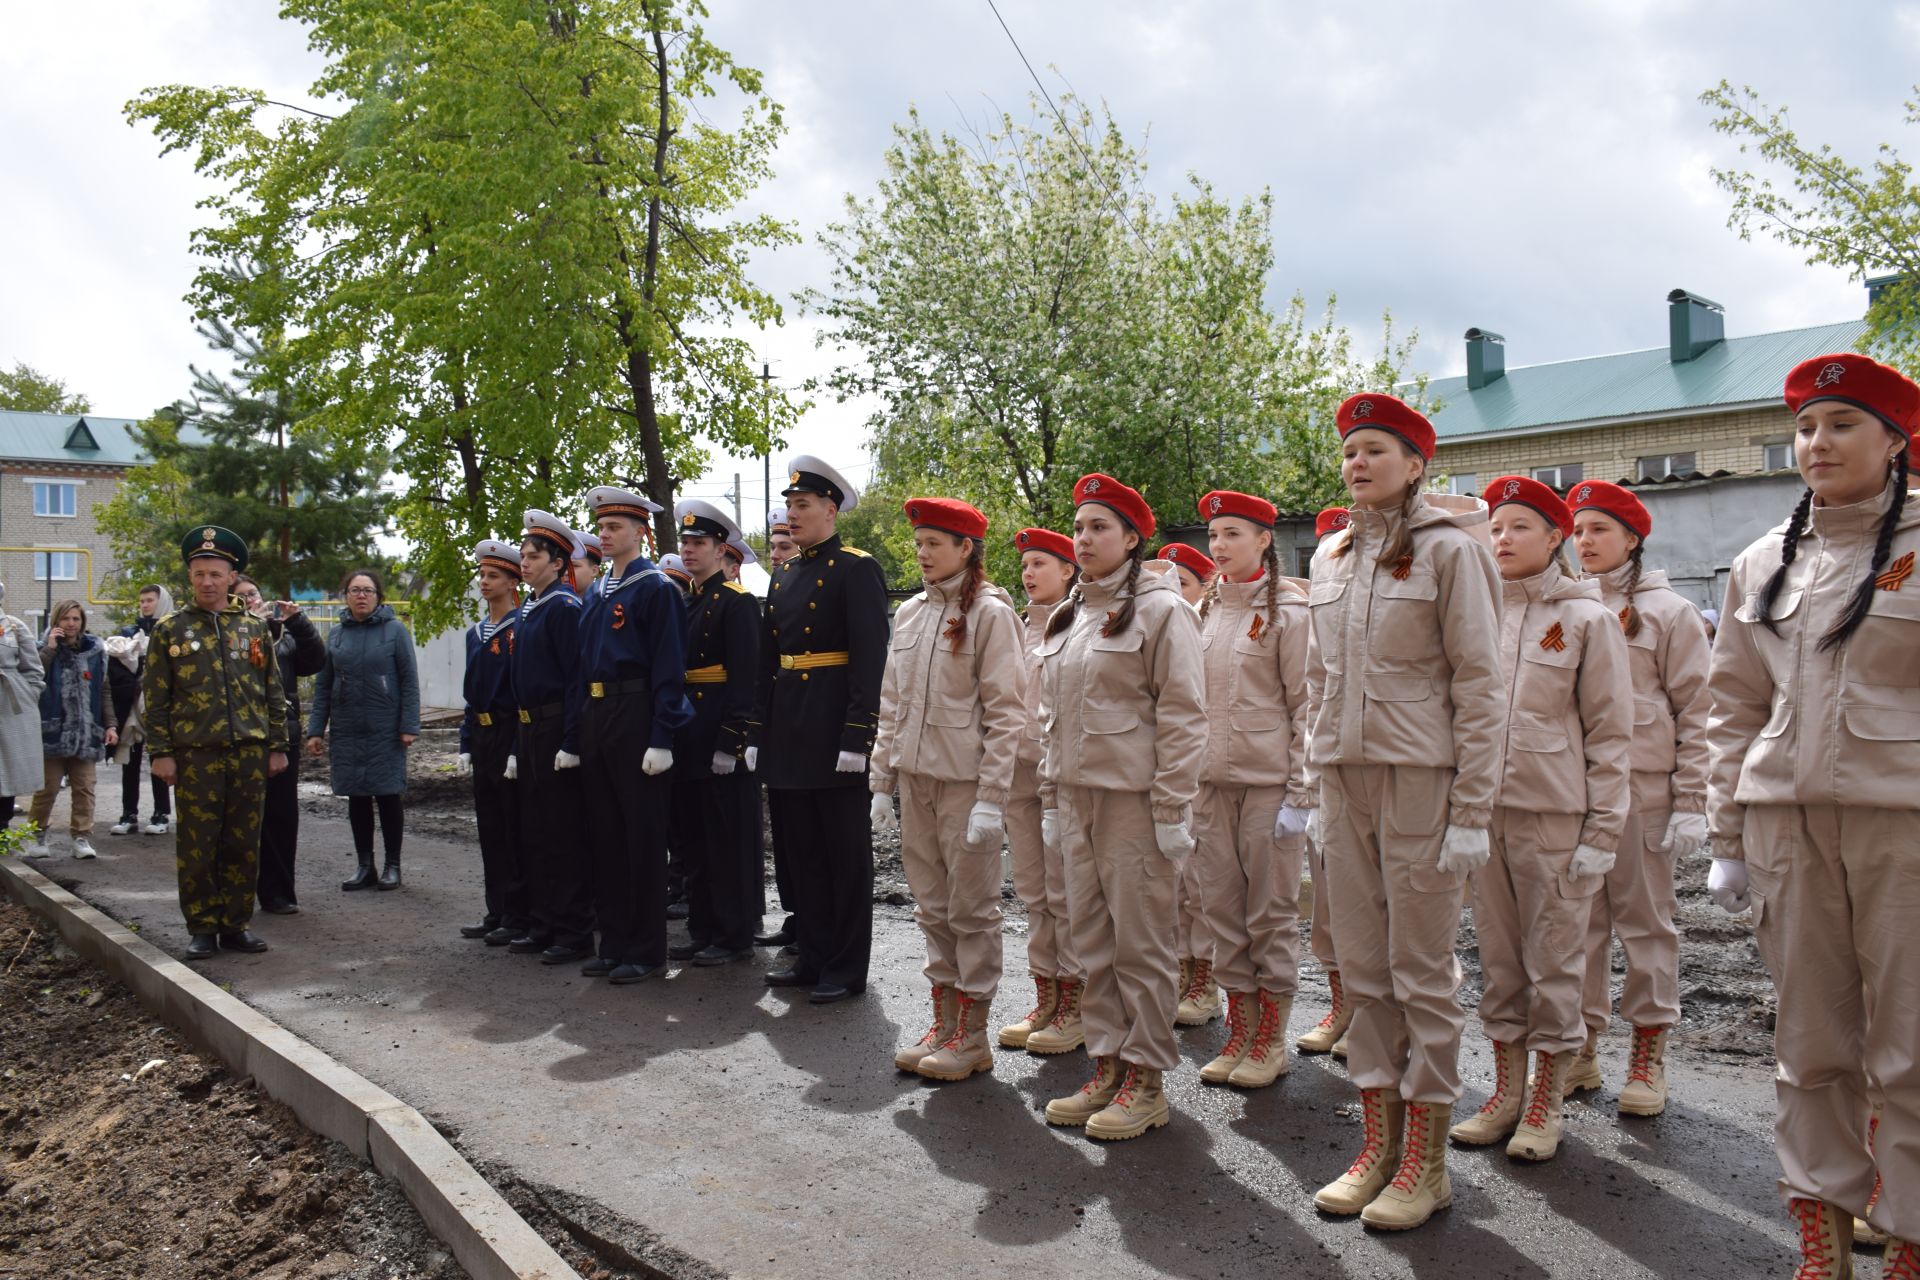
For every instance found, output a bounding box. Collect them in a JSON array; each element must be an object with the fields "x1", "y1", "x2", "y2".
[
  {"x1": 72, "y1": 838, "x2": 97, "y2": 860},
  {"x1": 110, "y1": 817, "x2": 137, "y2": 835},
  {"x1": 24, "y1": 842, "x2": 50, "y2": 858},
  {"x1": 143, "y1": 817, "x2": 172, "y2": 835}
]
